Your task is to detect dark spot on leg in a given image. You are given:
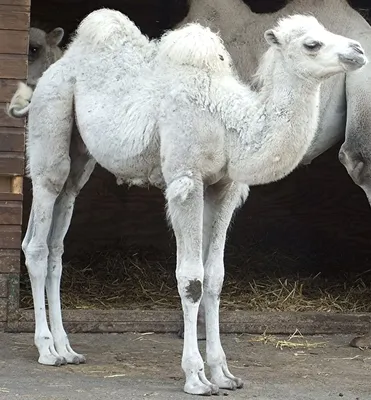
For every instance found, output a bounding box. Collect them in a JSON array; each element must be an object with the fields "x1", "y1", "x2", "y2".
[{"x1": 185, "y1": 279, "x2": 202, "y2": 303}]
